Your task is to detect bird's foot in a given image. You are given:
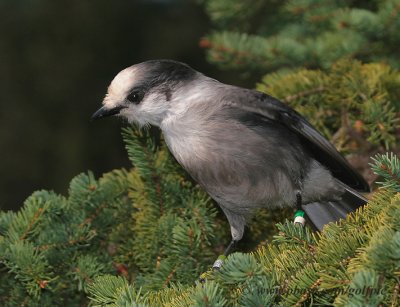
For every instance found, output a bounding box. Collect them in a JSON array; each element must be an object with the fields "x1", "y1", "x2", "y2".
[
  {"x1": 212, "y1": 239, "x2": 237, "y2": 269},
  {"x1": 199, "y1": 268, "x2": 215, "y2": 283}
]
